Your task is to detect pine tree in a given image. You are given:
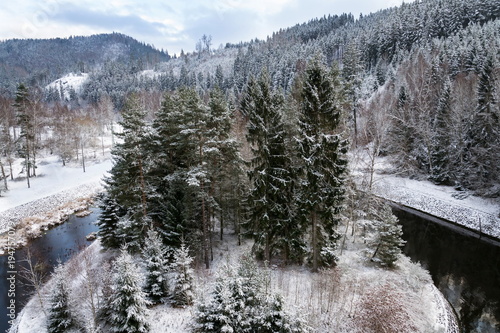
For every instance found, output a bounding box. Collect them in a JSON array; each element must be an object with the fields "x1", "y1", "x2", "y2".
[
  {"x1": 370, "y1": 204, "x2": 406, "y2": 268},
  {"x1": 296, "y1": 56, "x2": 349, "y2": 271},
  {"x1": 242, "y1": 70, "x2": 300, "y2": 263},
  {"x1": 171, "y1": 243, "x2": 195, "y2": 307},
  {"x1": 143, "y1": 229, "x2": 169, "y2": 304},
  {"x1": 108, "y1": 248, "x2": 150, "y2": 333},
  {"x1": 46, "y1": 262, "x2": 75, "y2": 333},
  {"x1": 13, "y1": 84, "x2": 35, "y2": 188}
]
